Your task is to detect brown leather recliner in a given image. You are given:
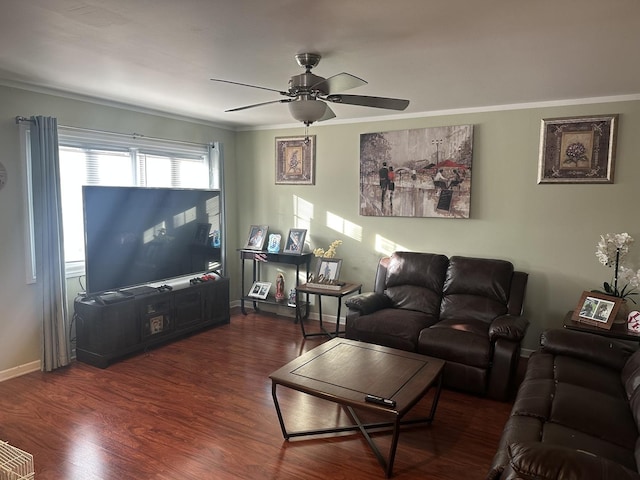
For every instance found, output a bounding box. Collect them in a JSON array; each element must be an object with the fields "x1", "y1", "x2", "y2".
[
  {"x1": 488, "y1": 329, "x2": 640, "y2": 480},
  {"x1": 344, "y1": 251, "x2": 529, "y2": 400}
]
